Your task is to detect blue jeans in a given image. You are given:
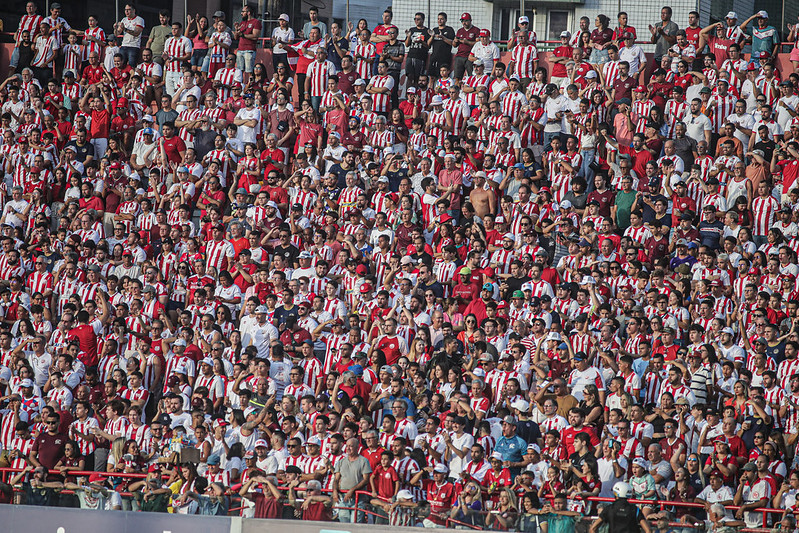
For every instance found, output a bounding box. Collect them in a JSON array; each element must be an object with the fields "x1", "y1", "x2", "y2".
[
  {"x1": 336, "y1": 496, "x2": 367, "y2": 523},
  {"x1": 310, "y1": 95, "x2": 322, "y2": 113},
  {"x1": 10, "y1": 47, "x2": 19, "y2": 68},
  {"x1": 579, "y1": 149, "x2": 596, "y2": 182},
  {"x1": 236, "y1": 50, "x2": 256, "y2": 73},
  {"x1": 120, "y1": 46, "x2": 139, "y2": 67}
]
